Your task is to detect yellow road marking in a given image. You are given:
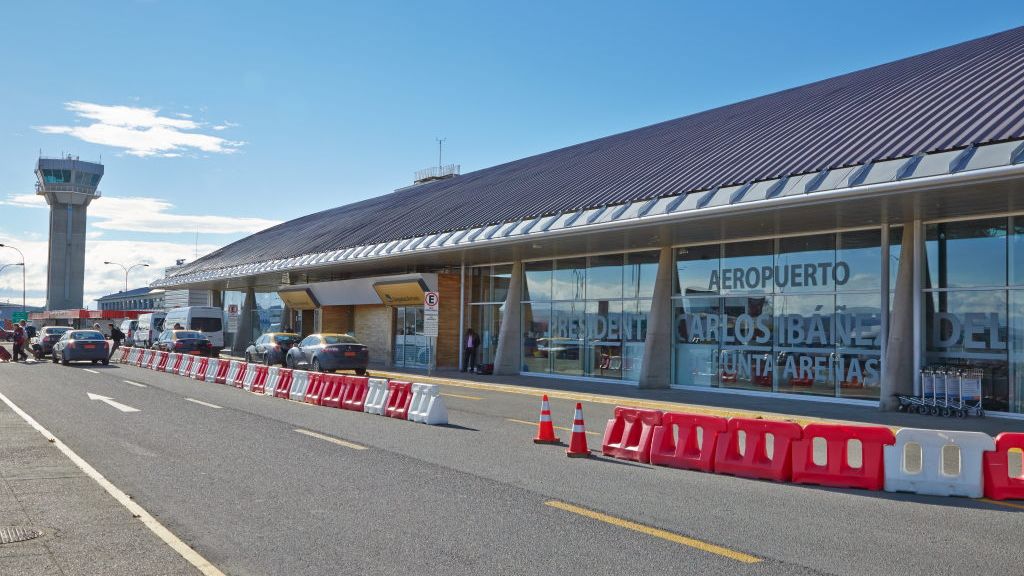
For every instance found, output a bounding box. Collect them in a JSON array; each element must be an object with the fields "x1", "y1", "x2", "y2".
[
  {"x1": 372, "y1": 369, "x2": 873, "y2": 429},
  {"x1": 295, "y1": 429, "x2": 367, "y2": 450},
  {"x1": 507, "y1": 418, "x2": 600, "y2": 437},
  {"x1": 441, "y1": 392, "x2": 484, "y2": 400},
  {"x1": 545, "y1": 500, "x2": 761, "y2": 564},
  {"x1": 980, "y1": 498, "x2": 1024, "y2": 511}
]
